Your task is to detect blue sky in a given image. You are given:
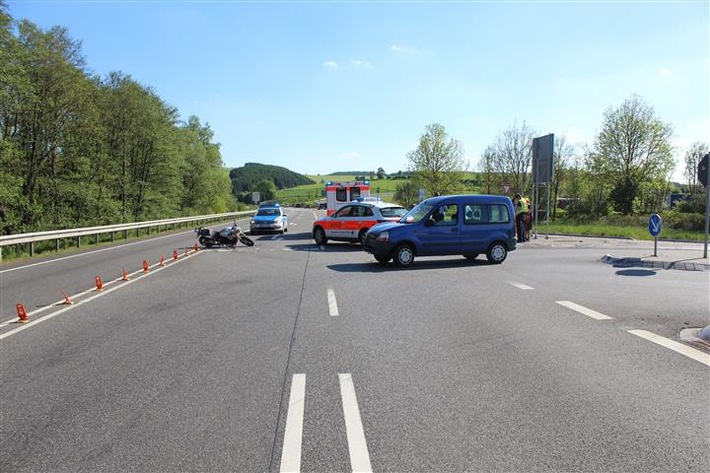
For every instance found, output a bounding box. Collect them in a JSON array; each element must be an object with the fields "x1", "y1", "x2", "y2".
[{"x1": 7, "y1": 0, "x2": 709, "y2": 182}]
